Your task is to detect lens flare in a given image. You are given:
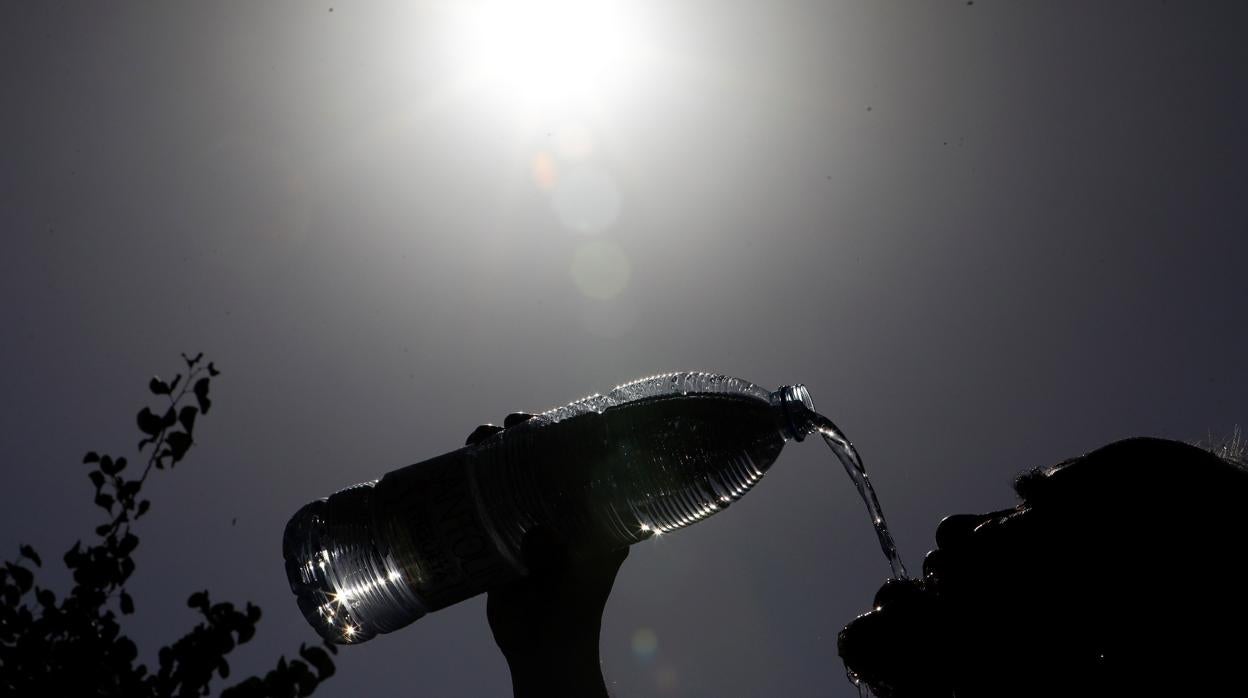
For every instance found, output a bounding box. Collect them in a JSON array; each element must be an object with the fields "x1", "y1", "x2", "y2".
[
  {"x1": 531, "y1": 151, "x2": 559, "y2": 189},
  {"x1": 631, "y1": 627, "x2": 659, "y2": 660},
  {"x1": 570, "y1": 239, "x2": 631, "y2": 299},
  {"x1": 551, "y1": 166, "x2": 622, "y2": 234}
]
